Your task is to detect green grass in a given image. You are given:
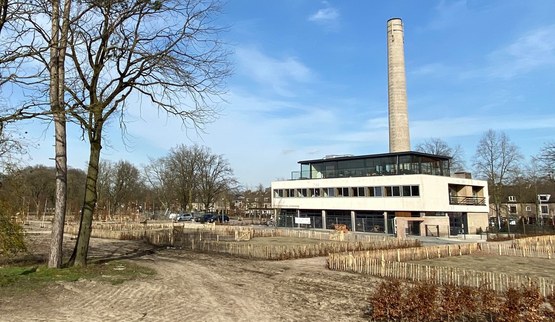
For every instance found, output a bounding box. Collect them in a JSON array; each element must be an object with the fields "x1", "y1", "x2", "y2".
[{"x1": 0, "y1": 260, "x2": 156, "y2": 295}]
